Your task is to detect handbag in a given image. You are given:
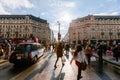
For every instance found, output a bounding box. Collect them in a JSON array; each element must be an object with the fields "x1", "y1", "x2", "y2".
[{"x1": 81, "y1": 61, "x2": 87, "y2": 70}]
